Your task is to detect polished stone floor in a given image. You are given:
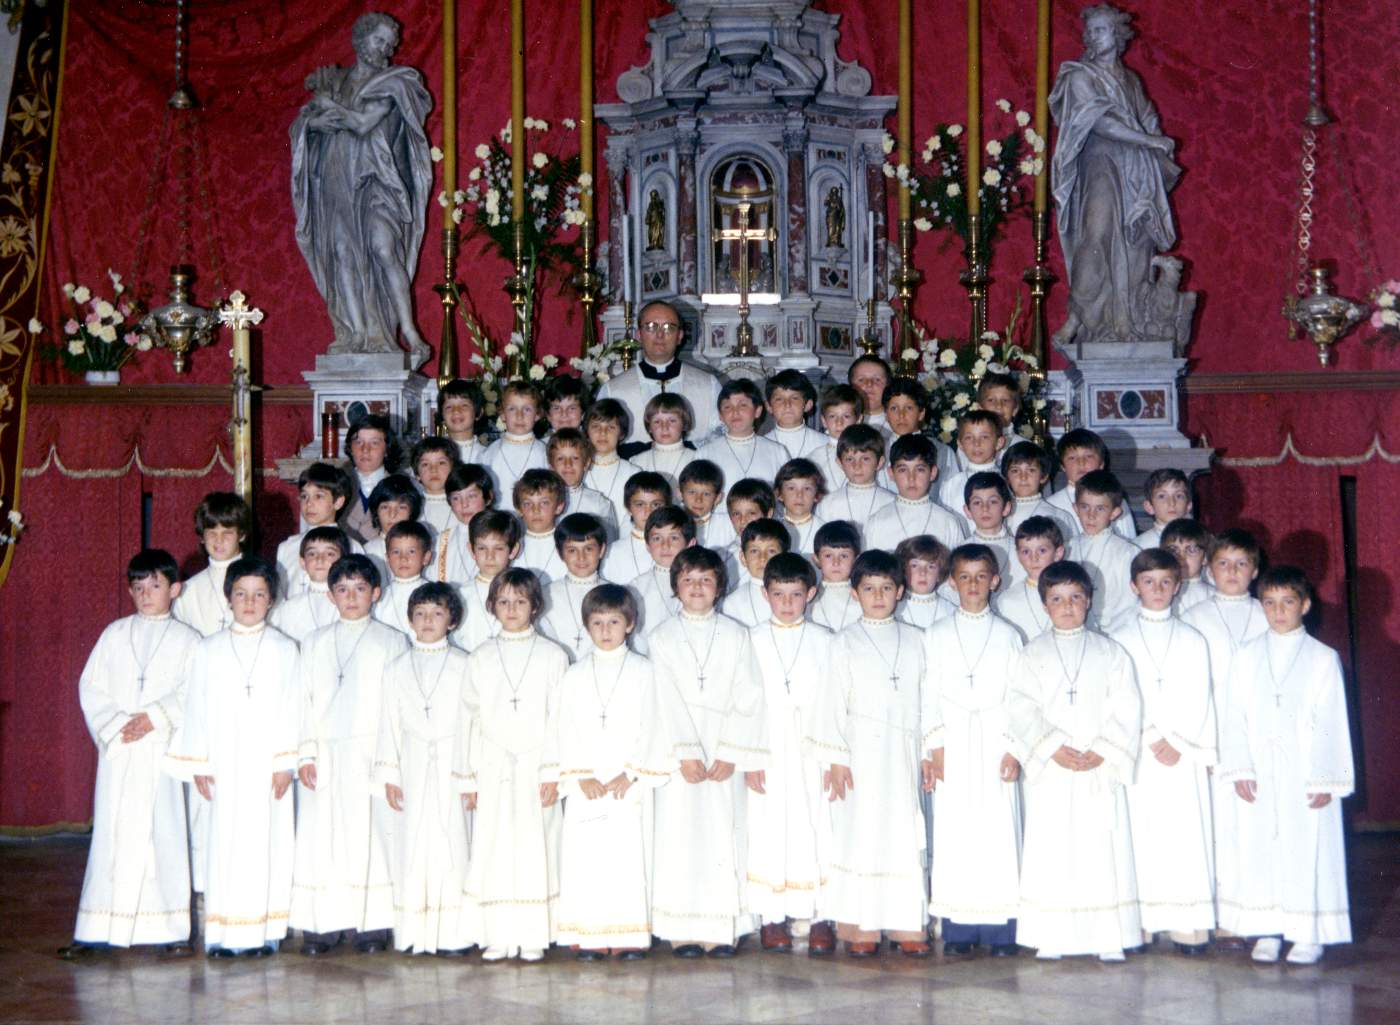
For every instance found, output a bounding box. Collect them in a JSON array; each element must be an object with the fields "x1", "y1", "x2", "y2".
[{"x1": 3, "y1": 835, "x2": 1400, "y2": 1025}]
